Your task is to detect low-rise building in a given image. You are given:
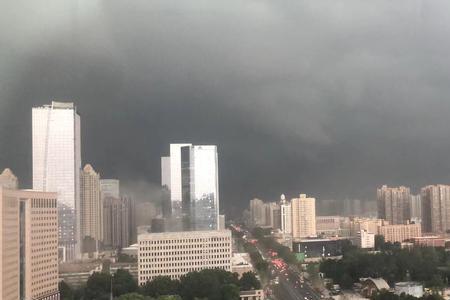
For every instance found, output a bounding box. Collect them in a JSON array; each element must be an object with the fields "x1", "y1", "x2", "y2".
[
  {"x1": 316, "y1": 216, "x2": 343, "y2": 237},
  {"x1": 59, "y1": 262, "x2": 103, "y2": 288},
  {"x1": 395, "y1": 282, "x2": 423, "y2": 298},
  {"x1": 232, "y1": 253, "x2": 253, "y2": 278},
  {"x1": 412, "y1": 236, "x2": 445, "y2": 248},
  {"x1": 346, "y1": 217, "x2": 384, "y2": 237},
  {"x1": 361, "y1": 278, "x2": 390, "y2": 298},
  {"x1": 138, "y1": 230, "x2": 232, "y2": 284},
  {"x1": 240, "y1": 290, "x2": 265, "y2": 300},
  {"x1": 111, "y1": 263, "x2": 138, "y2": 280},
  {"x1": 292, "y1": 238, "x2": 349, "y2": 261},
  {"x1": 378, "y1": 222, "x2": 421, "y2": 243},
  {"x1": 122, "y1": 243, "x2": 139, "y2": 258}
]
